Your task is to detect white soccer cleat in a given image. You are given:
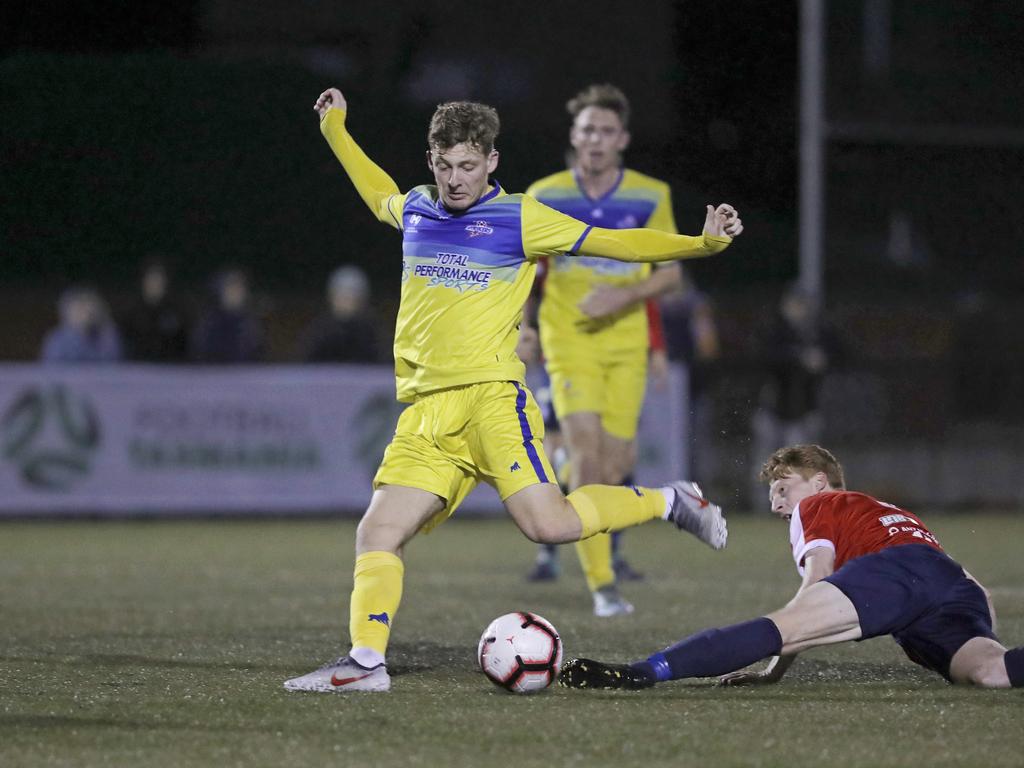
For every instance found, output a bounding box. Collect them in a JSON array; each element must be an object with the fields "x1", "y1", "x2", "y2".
[
  {"x1": 283, "y1": 655, "x2": 390, "y2": 693},
  {"x1": 666, "y1": 481, "x2": 727, "y2": 550},
  {"x1": 592, "y1": 586, "x2": 635, "y2": 618}
]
